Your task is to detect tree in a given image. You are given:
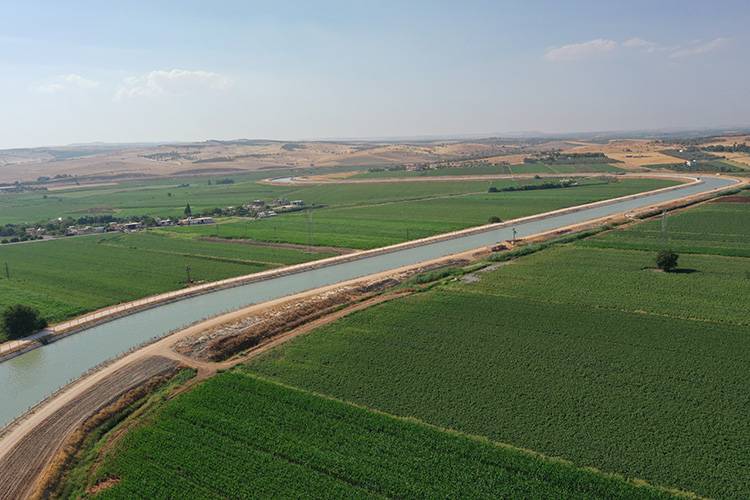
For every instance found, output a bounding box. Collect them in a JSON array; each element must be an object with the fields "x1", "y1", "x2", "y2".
[
  {"x1": 488, "y1": 216, "x2": 502, "y2": 223},
  {"x1": 184, "y1": 203, "x2": 192, "y2": 217},
  {"x1": 656, "y1": 249, "x2": 679, "y2": 272},
  {"x1": 1, "y1": 304, "x2": 47, "y2": 339}
]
